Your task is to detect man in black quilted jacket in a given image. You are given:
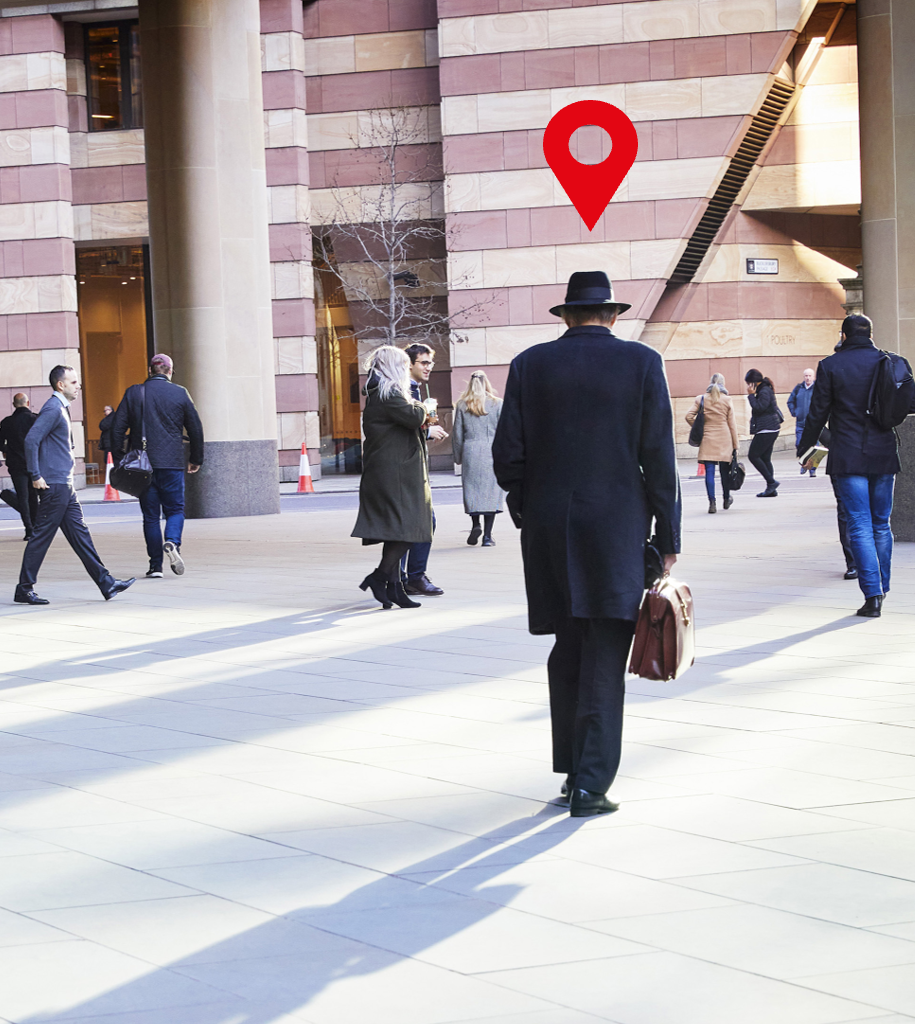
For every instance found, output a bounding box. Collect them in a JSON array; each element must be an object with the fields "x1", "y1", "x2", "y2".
[{"x1": 112, "y1": 354, "x2": 204, "y2": 579}]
